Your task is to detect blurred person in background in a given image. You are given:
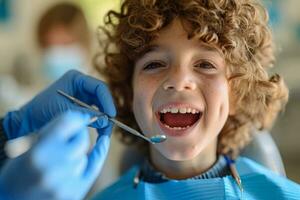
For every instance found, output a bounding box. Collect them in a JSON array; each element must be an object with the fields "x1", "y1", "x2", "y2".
[
  {"x1": 0, "y1": 2, "x2": 92, "y2": 114},
  {"x1": 36, "y1": 2, "x2": 92, "y2": 83}
]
